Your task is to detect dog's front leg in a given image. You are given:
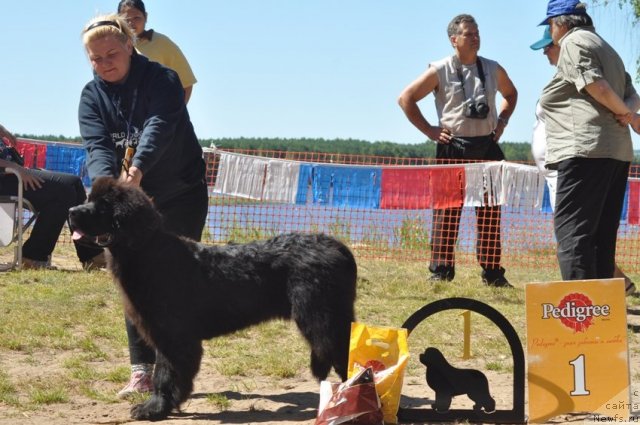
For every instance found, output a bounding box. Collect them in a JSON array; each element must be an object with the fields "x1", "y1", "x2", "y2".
[
  {"x1": 130, "y1": 342, "x2": 203, "y2": 420},
  {"x1": 129, "y1": 353, "x2": 176, "y2": 420}
]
